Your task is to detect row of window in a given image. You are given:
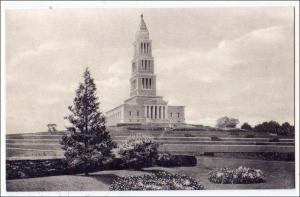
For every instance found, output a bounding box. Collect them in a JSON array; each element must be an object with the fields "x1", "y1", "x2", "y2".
[
  {"x1": 140, "y1": 42, "x2": 150, "y2": 54},
  {"x1": 131, "y1": 78, "x2": 152, "y2": 90},
  {"x1": 142, "y1": 78, "x2": 152, "y2": 89},
  {"x1": 132, "y1": 60, "x2": 152, "y2": 73},
  {"x1": 141, "y1": 60, "x2": 151, "y2": 71}
]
